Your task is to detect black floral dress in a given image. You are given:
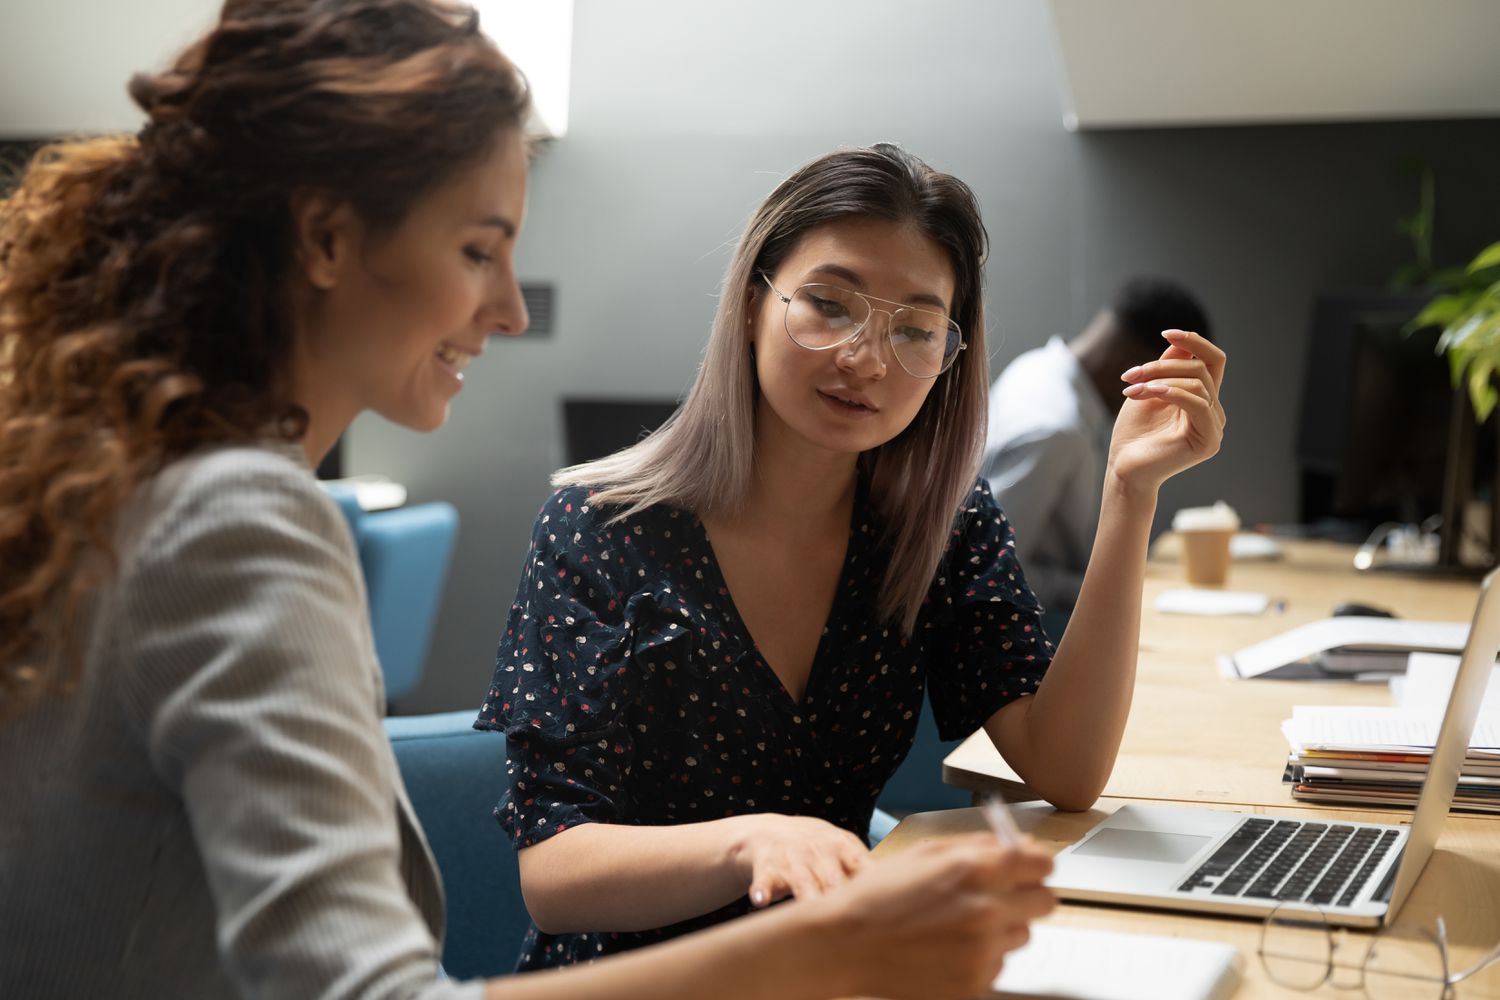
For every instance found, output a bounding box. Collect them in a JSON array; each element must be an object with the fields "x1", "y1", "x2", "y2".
[{"x1": 475, "y1": 477, "x2": 1053, "y2": 971}]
